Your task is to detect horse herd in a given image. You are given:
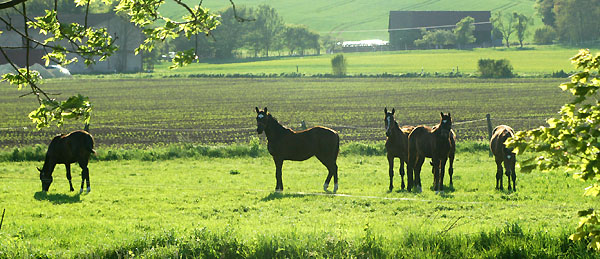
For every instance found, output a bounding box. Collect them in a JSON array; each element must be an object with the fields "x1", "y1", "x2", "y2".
[{"x1": 36, "y1": 107, "x2": 517, "y2": 194}]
